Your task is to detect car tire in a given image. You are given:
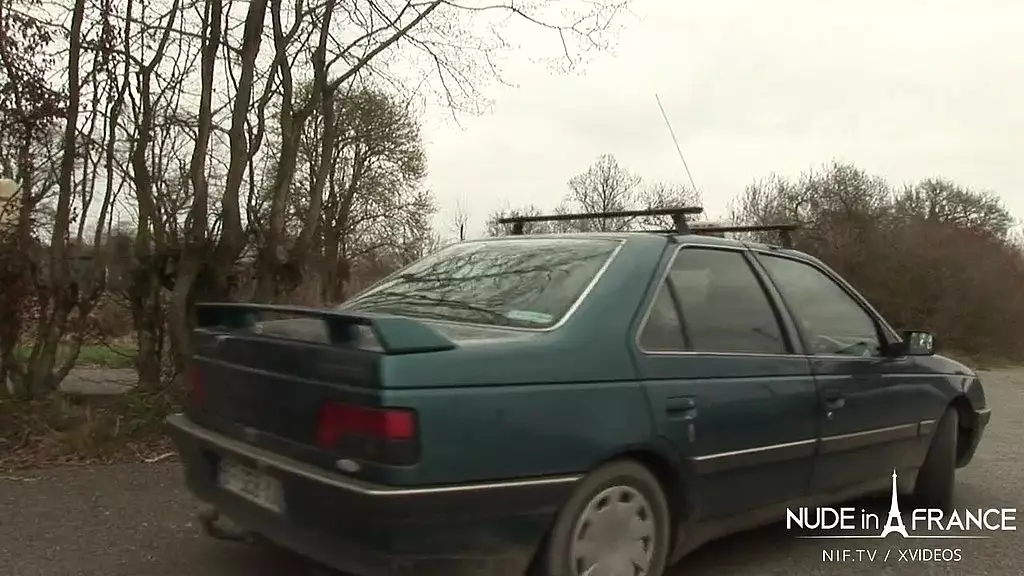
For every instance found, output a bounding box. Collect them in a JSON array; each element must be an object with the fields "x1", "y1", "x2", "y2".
[
  {"x1": 533, "y1": 460, "x2": 671, "y2": 576},
  {"x1": 913, "y1": 406, "x2": 958, "y2": 511}
]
